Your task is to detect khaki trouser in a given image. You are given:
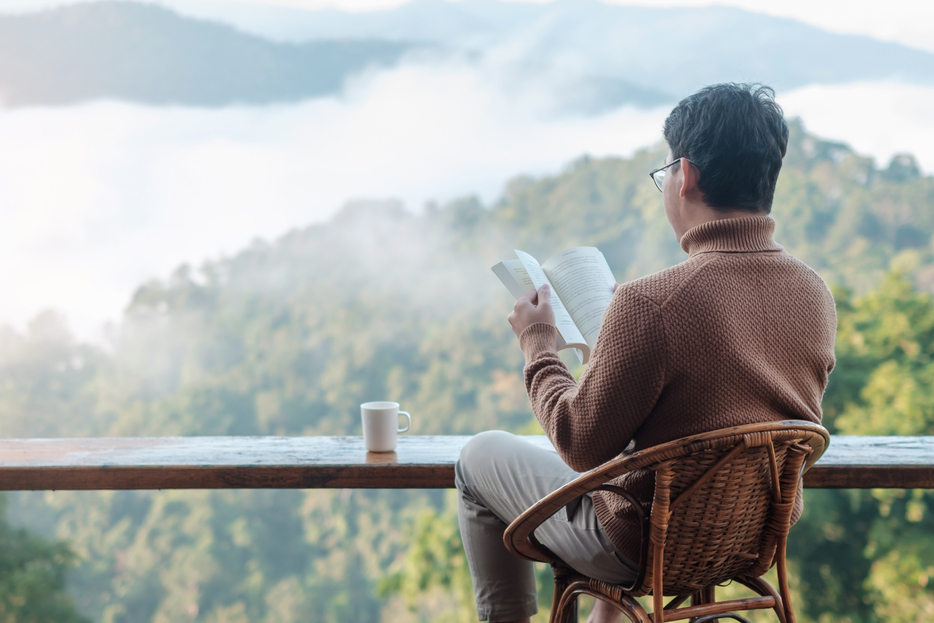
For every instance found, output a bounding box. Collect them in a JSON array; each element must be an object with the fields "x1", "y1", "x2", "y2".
[{"x1": 456, "y1": 430, "x2": 638, "y2": 622}]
